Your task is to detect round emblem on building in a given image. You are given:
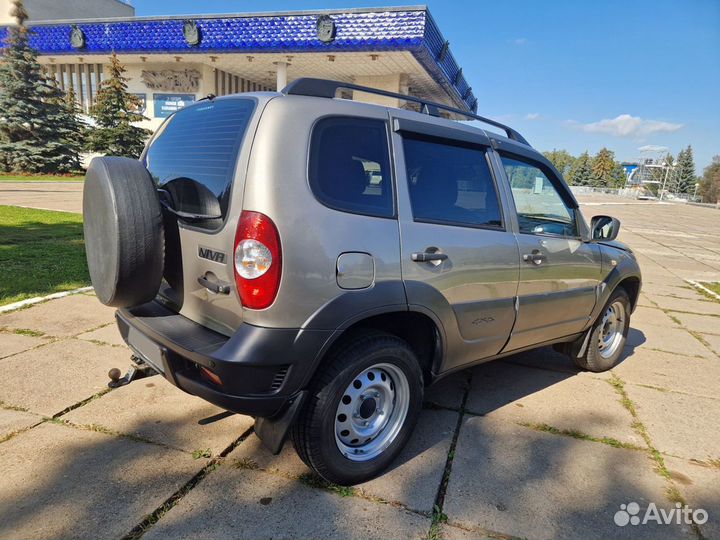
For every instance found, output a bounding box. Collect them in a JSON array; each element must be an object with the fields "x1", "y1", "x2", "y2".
[
  {"x1": 316, "y1": 15, "x2": 336, "y2": 43},
  {"x1": 70, "y1": 26, "x2": 85, "y2": 49},
  {"x1": 183, "y1": 20, "x2": 201, "y2": 46}
]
